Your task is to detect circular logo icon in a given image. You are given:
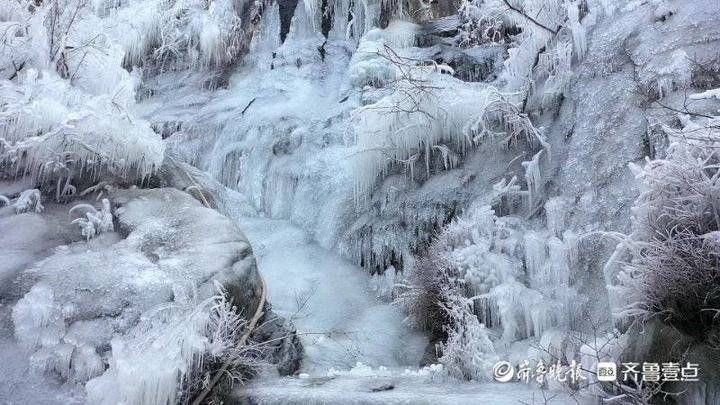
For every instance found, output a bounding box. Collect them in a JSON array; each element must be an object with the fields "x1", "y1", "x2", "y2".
[{"x1": 493, "y1": 361, "x2": 515, "y2": 382}]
